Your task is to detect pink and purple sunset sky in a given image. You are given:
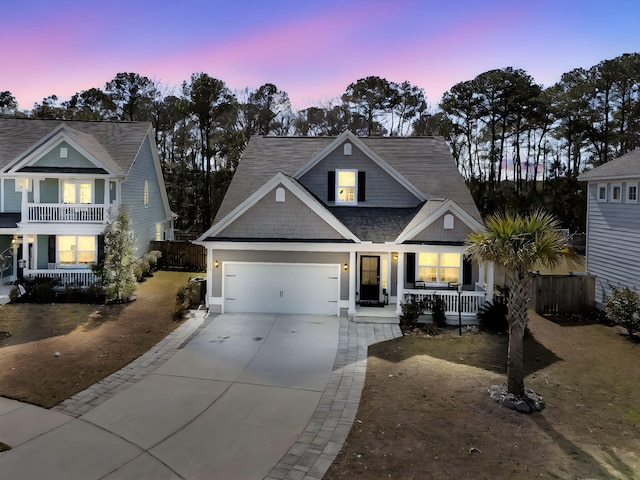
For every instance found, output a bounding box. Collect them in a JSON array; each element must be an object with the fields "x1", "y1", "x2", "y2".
[{"x1": 3, "y1": 0, "x2": 639, "y2": 111}]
